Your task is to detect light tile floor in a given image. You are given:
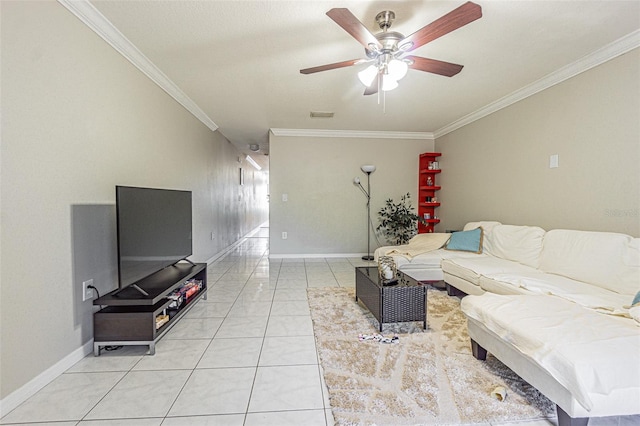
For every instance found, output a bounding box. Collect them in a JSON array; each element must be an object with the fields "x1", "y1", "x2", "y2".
[
  {"x1": 0, "y1": 232, "x2": 350, "y2": 426},
  {"x1": 2, "y1": 230, "x2": 636, "y2": 425}
]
